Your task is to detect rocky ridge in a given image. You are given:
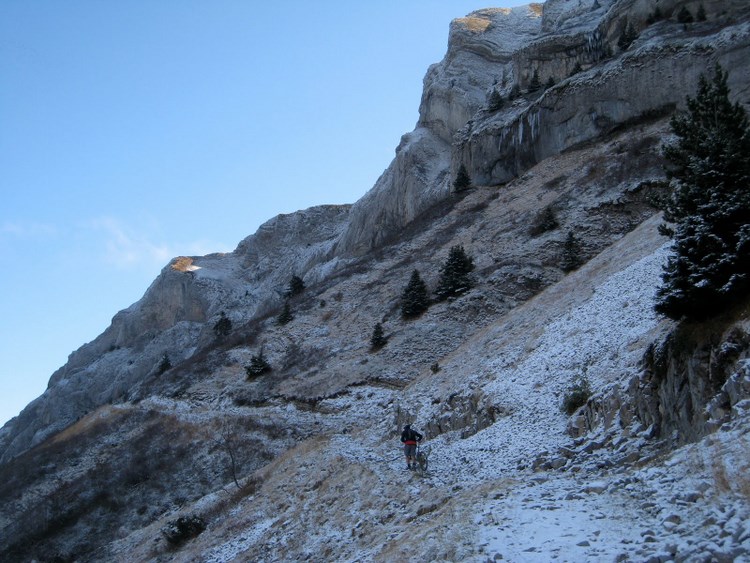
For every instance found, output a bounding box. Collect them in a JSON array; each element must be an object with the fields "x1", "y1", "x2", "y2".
[{"x1": 1, "y1": 0, "x2": 750, "y2": 561}]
